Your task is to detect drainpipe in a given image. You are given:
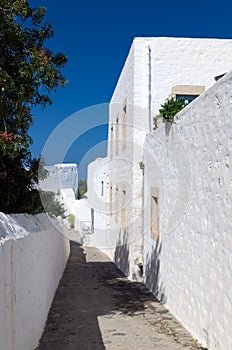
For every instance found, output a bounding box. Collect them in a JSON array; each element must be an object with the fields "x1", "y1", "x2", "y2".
[
  {"x1": 145, "y1": 45, "x2": 152, "y2": 132},
  {"x1": 138, "y1": 45, "x2": 151, "y2": 281},
  {"x1": 139, "y1": 161, "x2": 145, "y2": 282}
]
